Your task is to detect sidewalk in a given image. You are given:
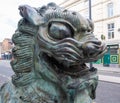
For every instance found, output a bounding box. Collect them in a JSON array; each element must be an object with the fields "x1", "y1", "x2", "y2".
[
  {"x1": 93, "y1": 64, "x2": 120, "y2": 73},
  {"x1": 92, "y1": 64, "x2": 120, "y2": 84}
]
